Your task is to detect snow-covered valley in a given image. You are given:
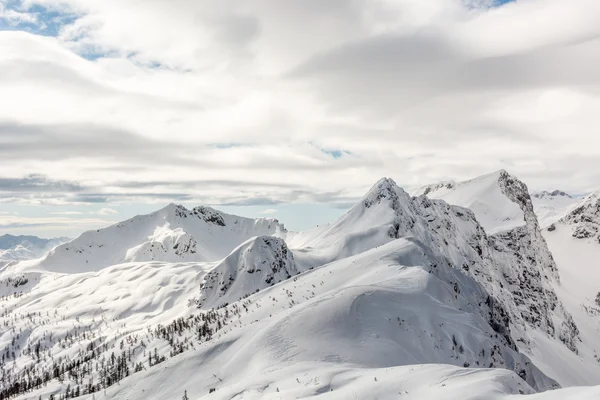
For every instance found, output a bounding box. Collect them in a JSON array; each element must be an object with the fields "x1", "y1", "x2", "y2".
[{"x1": 1, "y1": 171, "x2": 599, "y2": 400}]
